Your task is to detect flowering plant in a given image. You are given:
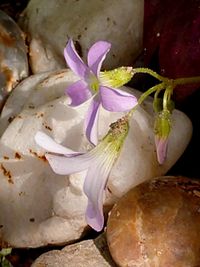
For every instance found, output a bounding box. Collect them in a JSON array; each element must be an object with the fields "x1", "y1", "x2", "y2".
[
  {"x1": 35, "y1": 117, "x2": 129, "y2": 231},
  {"x1": 35, "y1": 39, "x2": 200, "y2": 231},
  {"x1": 64, "y1": 39, "x2": 137, "y2": 145}
]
